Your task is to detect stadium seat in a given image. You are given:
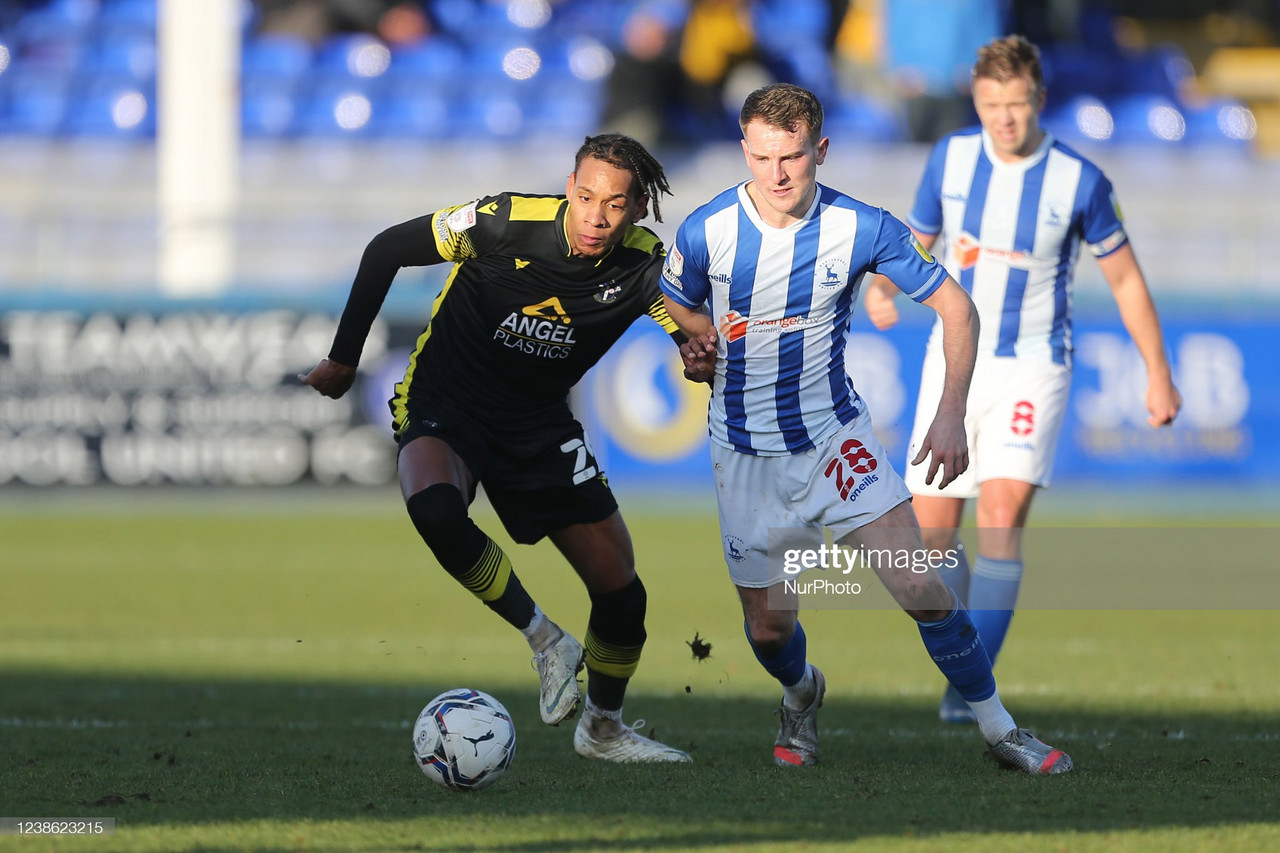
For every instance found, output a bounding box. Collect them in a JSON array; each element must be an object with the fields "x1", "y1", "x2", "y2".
[
  {"x1": 366, "y1": 87, "x2": 452, "y2": 139},
  {"x1": 1123, "y1": 43, "x2": 1194, "y2": 100},
  {"x1": 1108, "y1": 94, "x2": 1186, "y2": 146},
  {"x1": 315, "y1": 33, "x2": 392, "y2": 81},
  {"x1": 77, "y1": 31, "x2": 156, "y2": 81},
  {"x1": 524, "y1": 78, "x2": 599, "y2": 138},
  {"x1": 1040, "y1": 44, "x2": 1125, "y2": 104},
  {"x1": 1042, "y1": 95, "x2": 1114, "y2": 146},
  {"x1": 0, "y1": 68, "x2": 72, "y2": 135},
  {"x1": 241, "y1": 34, "x2": 314, "y2": 83},
  {"x1": 1182, "y1": 98, "x2": 1256, "y2": 150},
  {"x1": 241, "y1": 79, "x2": 298, "y2": 138},
  {"x1": 825, "y1": 94, "x2": 905, "y2": 144},
  {"x1": 95, "y1": 0, "x2": 158, "y2": 32},
  {"x1": 452, "y1": 89, "x2": 526, "y2": 140},
  {"x1": 60, "y1": 78, "x2": 155, "y2": 137},
  {"x1": 93, "y1": 0, "x2": 157, "y2": 47},
  {"x1": 290, "y1": 87, "x2": 377, "y2": 138},
  {"x1": 385, "y1": 39, "x2": 467, "y2": 83}
]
